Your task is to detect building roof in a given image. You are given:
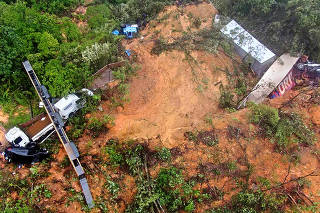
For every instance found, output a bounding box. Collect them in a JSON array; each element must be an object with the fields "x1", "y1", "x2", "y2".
[
  {"x1": 240, "y1": 54, "x2": 299, "y2": 106},
  {"x1": 221, "y1": 20, "x2": 276, "y2": 64}
]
